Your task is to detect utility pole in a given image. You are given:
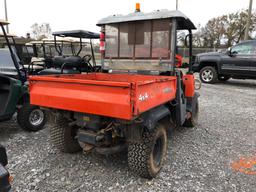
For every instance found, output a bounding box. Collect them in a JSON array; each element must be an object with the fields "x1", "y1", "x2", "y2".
[
  {"x1": 176, "y1": 0, "x2": 178, "y2": 10},
  {"x1": 244, "y1": 0, "x2": 253, "y2": 40},
  {"x1": 4, "y1": 0, "x2": 9, "y2": 33}
]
